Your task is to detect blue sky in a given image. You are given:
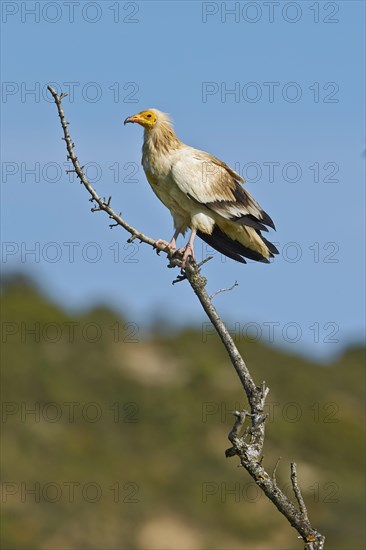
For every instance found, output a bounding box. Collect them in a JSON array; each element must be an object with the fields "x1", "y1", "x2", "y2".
[{"x1": 1, "y1": 1, "x2": 365, "y2": 359}]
